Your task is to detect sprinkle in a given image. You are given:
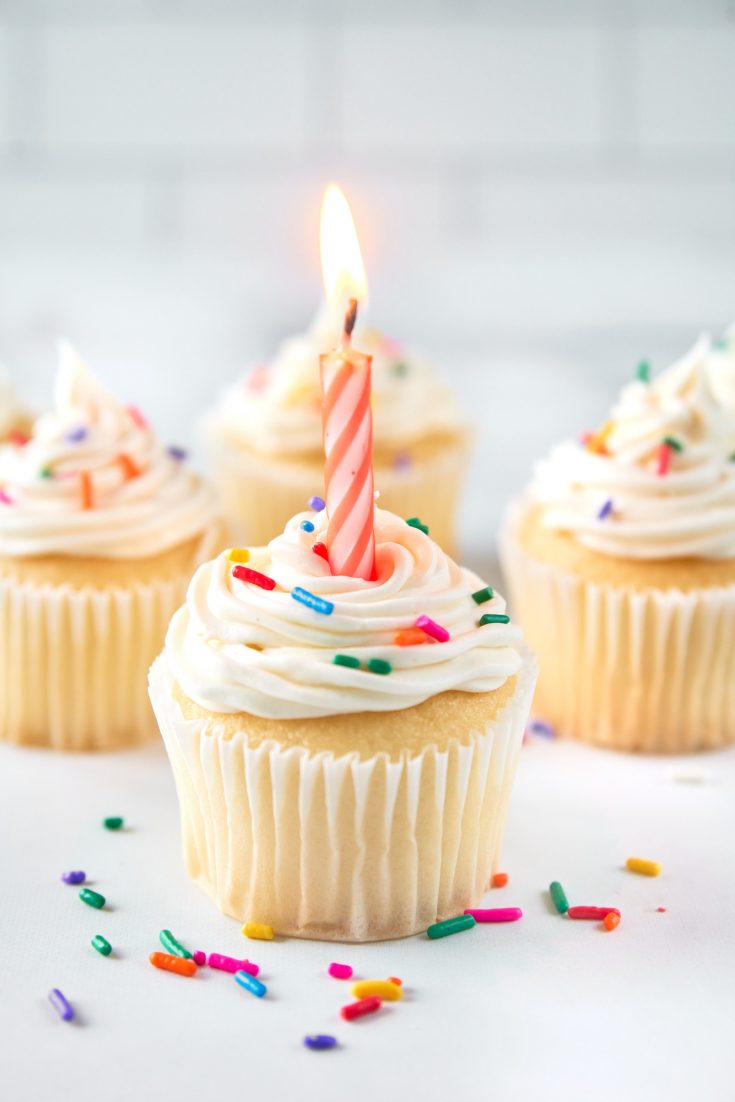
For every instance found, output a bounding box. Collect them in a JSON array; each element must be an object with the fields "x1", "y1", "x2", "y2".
[
  {"x1": 367, "y1": 657, "x2": 392, "y2": 675},
  {"x1": 388, "y1": 976, "x2": 402, "y2": 986},
  {"x1": 549, "y1": 881, "x2": 569, "y2": 914},
  {"x1": 242, "y1": 922, "x2": 273, "y2": 941},
  {"x1": 91, "y1": 934, "x2": 112, "y2": 956},
  {"x1": 312, "y1": 541, "x2": 330, "y2": 562},
  {"x1": 415, "y1": 614, "x2": 450, "y2": 643},
  {"x1": 193, "y1": 951, "x2": 207, "y2": 966},
  {"x1": 636, "y1": 360, "x2": 651, "y2": 383},
  {"x1": 117, "y1": 453, "x2": 141, "y2": 480},
  {"x1": 167, "y1": 445, "x2": 188, "y2": 461},
  {"x1": 80, "y1": 471, "x2": 93, "y2": 510},
  {"x1": 79, "y1": 888, "x2": 105, "y2": 909},
  {"x1": 529, "y1": 719, "x2": 555, "y2": 738},
  {"x1": 567, "y1": 906, "x2": 620, "y2": 920},
  {"x1": 300, "y1": 520, "x2": 315, "y2": 533},
  {"x1": 471, "y1": 586, "x2": 494, "y2": 605},
  {"x1": 656, "y1": 442, "x2": 672, "y2": 476},
  {"x1": 393, "y1": 452, "x2": 411, "y2": 471},
  {"x1": 233, "y1": 565, "x2": 276, "y2": 591},
  {"x1": 149, "y1": 952, "x2": 197, "y2": 977},
  {"x1": 127, "y1": 405, "x2": 148, "y2": 429},
  {"x1": 730, "y1": 453, "x2": 735, "y2": 462},
  {"x1": 406, "y1": 516, "x2": 429, "y2": 535},
  {"x1": 328, "y1": 962, "x2": 353, "y2": 980},
  {"x1": 392, "y1": 361, "x2": 409, "y2": 377},
  {"x1": 350, "y1": 979, "x2": 403, "y2": 1002},
  {"x1": 103, "y1": 816, "x2": 124, "y2": 830},
  {"x1": 308, "y1": 495, "x2": 325, "y2": 512},
  {"x1": 333, "y1": 654, "x2": 360, "y2": 669},
  {"x1": 464, "y1": 907, "x2": 522, "y2": 923},
  {"x1": 65, "y1": 426, "x2": 88, "y2": 444},
  {"x1": 626, "y1": 856, "x2": 661, "y2": 877},
  {"x1": 159, "y1": 930, "x2": 192, "y2": 959},
  {"x1": 492, "y1": 872, "x2": 508, "y2": 888},
  {"x1": 234, "y1": 970, "x2": 267, "y2": 998},
  {"x1": 61, "y1": 870, "x2": 85, "y2": 885},
  {"x1": 228, "y1": 548, "x2": 250, "y2": 564},
  {"x1": 208, "y1": 953, "x2": 259, "y2": 976},
  {"x1": 597, "y1": 498, "x2": 614, "y2": 520},
  {"x1": 427, "y1": 914, "x2": 476, "y2": 939},
  {"x1": 341, "y1": 996, "x2": 382, "y2": 1021},
  {"x1": 603, "y1": 912, "x2": 621, "y2": 932},
  {"x1": 8, "y1": 430, "x2": 30, "y2": 447},
  {"x1": 48, "y1": 988, "x2": 74, "y2": 1022},
  {"x1": 479, "y1": 613, "x2": 510, "y2": 626},
  {"x1": 657, "y1": 907, "x2": 667, "y2": 913},
  {"x1": 394, "y1": 628, "x2": 427, "y2": 646},
  {"x1": 586, "y1": 419, "x2": 615, "y2": 455},
  {"x1": 0, "y1": 490, "x2": 12, "y2": 504},
  {"x1": 304, "y1": 1035, "x2": 338, "y2": 1051},
  {"x1": 40, "y1": 466, "x2": 53, "y2": 479},
  {"x1": 662, "y1": 435, "x2": 683, "y2": 452},
  {"x1": 291, "y1": 587, "x2": 334, "y2": 615}
]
